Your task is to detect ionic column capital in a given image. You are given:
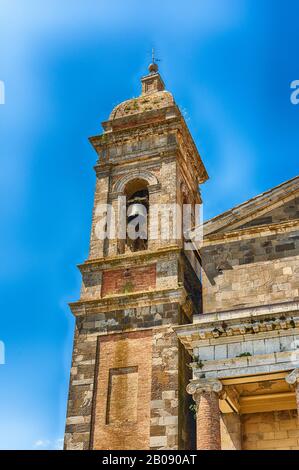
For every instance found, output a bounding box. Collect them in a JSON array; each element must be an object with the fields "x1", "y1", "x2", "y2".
[
  {"x1": 187, "y1": 379, "x2": 223, "y2": 403},
  {"x1": 285, "y1": 369, "x2": 299, "y2": 385}
]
